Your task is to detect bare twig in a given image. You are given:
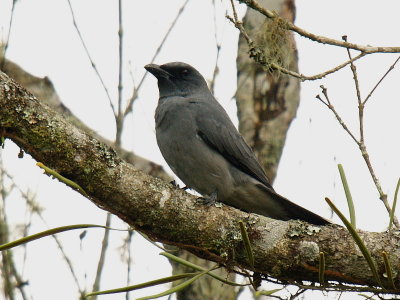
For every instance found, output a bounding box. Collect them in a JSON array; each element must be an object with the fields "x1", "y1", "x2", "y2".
[
  {"x1": 363, "y1": 55, "x2": 400, "y2": 105},
  {"x1": 209, "y1": 0, "x2": 222, "y2": 94},
  {"x1": 318, "y1": 86, "x2": 358, "y2": 144},
  {"x1": 344, "y1": 40, "x2": 399, "y2": 226},
  {"x1": 14, "y1": 184, "x2": 86, "y2": 296},
  {"x1": 125, "y1": 231, "x2": 133, "y2": 300},
  {"x1": 91, "y1": 213, "x2": 112, "y2": 300},
  {"x1": 39, "y1": 216, "x2": 85, "y2": 295},
  {"x1": 4, "y1": 169, "x2": 89, "y2": 297},
  {"x1": 93, "y1": 1, "x2": 126, "y2": 294},
  {"x1": 123, "y1": 0, "x2": 189, "y2": 117},
  {"x1": 66, "y1": 0, "x2": 115, "y2": 115},
  {"x1": 9, "y1": 260, "x2": 28, "y2": 300},
  {"x1": 0, "y1": 173, "x2": 15, "y2": 300},
  {"x1": 227, "y1": 3, "x2": 367, "y2": 81},
  {"x1": 0, "y1": 162, "x2": 30, "y2": 300},
  {"x1": 115, "y1": 0, "x2": 124, "y2": 146},
  {"x1": 317, "y1": 72, "x2": 400, "y2": 227},
  {"x1": 0, "y1": 0, "x2": 17, "y2": 70},
  {"x1": 343, "y1": 36, "x2": 364, "y2": 143},
  {"x1": 238, "y1": 0, "x2": 400, "y2": 53}
]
